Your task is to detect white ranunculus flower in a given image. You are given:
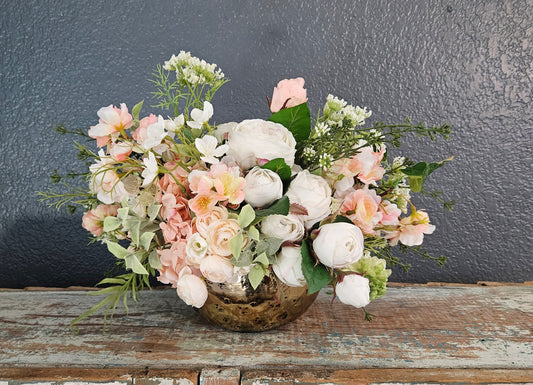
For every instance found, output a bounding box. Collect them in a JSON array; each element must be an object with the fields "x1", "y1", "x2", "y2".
[
  {"x1": 185, "y1": 233, "x2": 209, "y2": 267},
  {"x1": 261, "y1": 214, "x2": 305, "y2": 242},
  {"x1": 335, "y1": 274, "x2": 370, "y2": 308},
  {"x1": 272, "y1": 246, "x2": 306, "y2": 287},
  {"x1": 226, "y1": 119, "x2": 296, "y2": 170},
  {"x1": 176, "y1": 272, "x2": 208, "y2": 308},
  {"x1": 200, "y1": 254, "x2": 234, "y2": 283},
  {"x1": 313, "y1": 222, "x2": 364, "y2": 268},
  {"x1": 286, "y1": 170, "x2": 332, "y2": 229},
  {"x1": 243, "y1": 167, "x2": 283, "y2": 208}
]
